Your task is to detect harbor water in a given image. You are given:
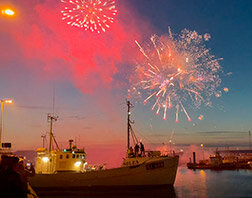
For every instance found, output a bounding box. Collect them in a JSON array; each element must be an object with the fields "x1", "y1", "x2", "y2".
[
  {"x1": 38, "y1": 166, "x2": 252, "y2": 198},
  {"x1": 175, "y1": 167, "x2": 252, "y2": 198}
]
